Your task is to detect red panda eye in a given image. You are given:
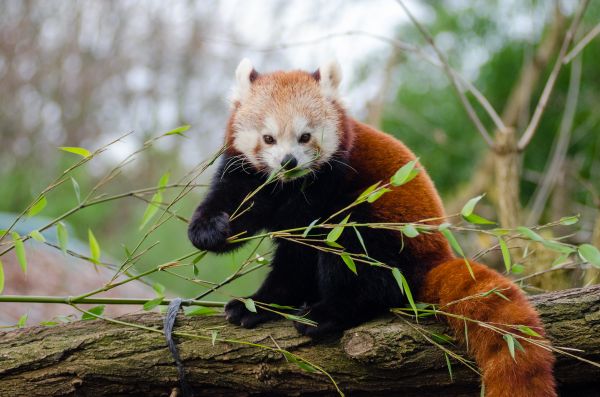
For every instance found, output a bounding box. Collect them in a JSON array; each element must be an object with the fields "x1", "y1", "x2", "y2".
[
  {"x1": 263, "y1": 135, "x2": 275, "y2": 144},
  {"x1": 299, "y1": 133, "x2": 311, "y2": 143}
]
